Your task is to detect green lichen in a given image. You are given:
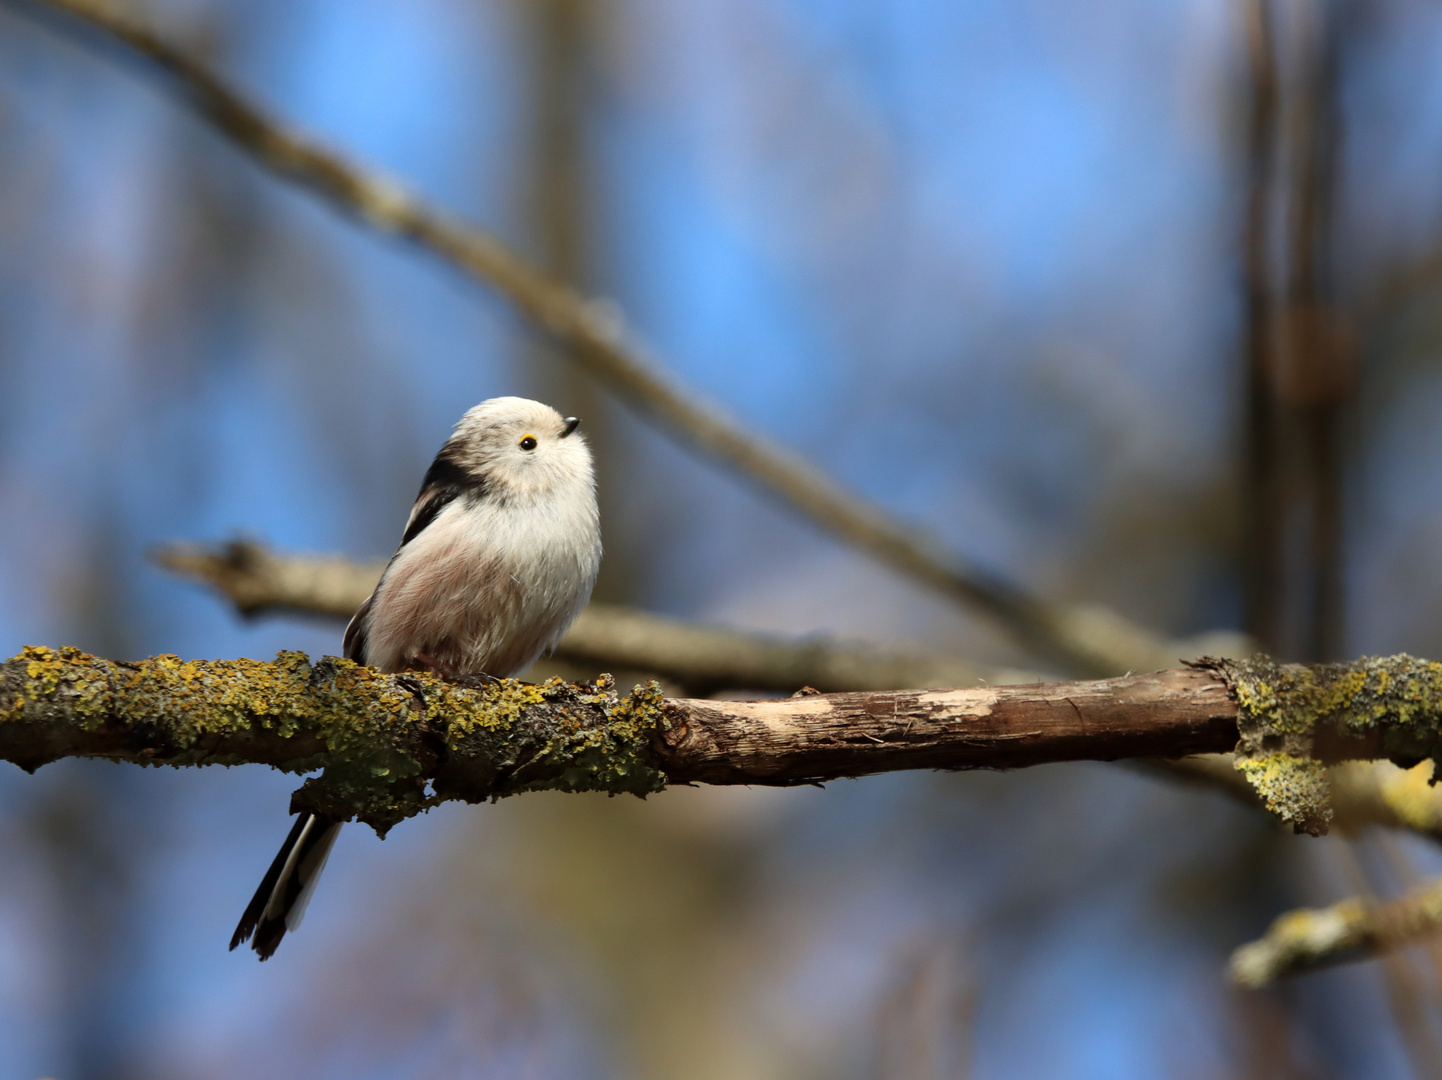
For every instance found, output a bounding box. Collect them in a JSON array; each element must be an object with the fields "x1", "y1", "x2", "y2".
[
  {"x1": 548, "y1": 677, "x2": 670, "y2": 796},
  {"x1": 1215, "y1": 654, "x2": 1442, "y2": 836},
  {"x1": 1, "y1": 646, "x2": 670, "y2": 836},
  {"x1": 433, "y1": 673, "x2": 669, "y2": 803},
  {"x1": 1234, "y1": 754, "x2": 1332, "y2": 836},
  {"x1": 442, "y1": 676, "x2": 551, "y2": 743}
]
